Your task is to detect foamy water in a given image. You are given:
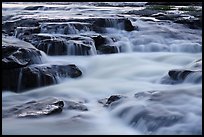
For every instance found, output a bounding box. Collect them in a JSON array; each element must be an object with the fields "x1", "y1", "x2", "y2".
[{"x1": 2, "y1": 2, "x2": 202, "y2": 135}]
